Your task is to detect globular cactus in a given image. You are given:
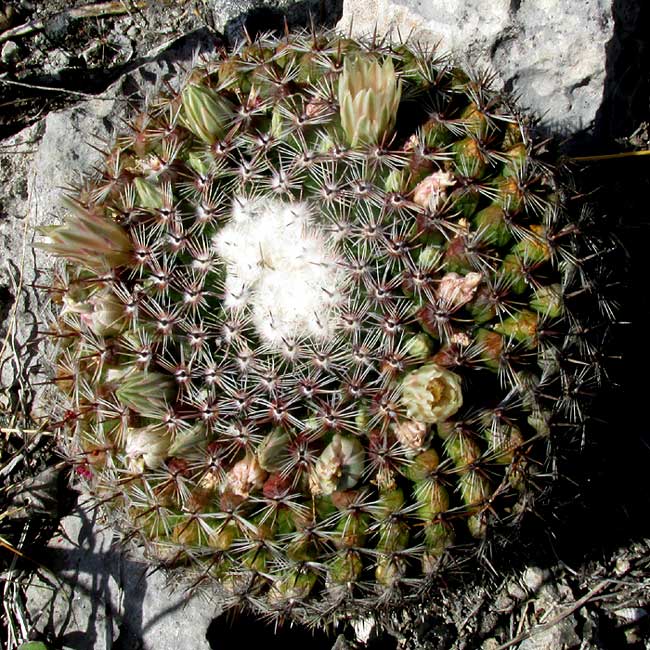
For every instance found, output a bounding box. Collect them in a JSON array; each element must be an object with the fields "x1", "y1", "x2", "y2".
[{"x1": 39, "y1": 29, "x2": 616, "y2": 626}]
